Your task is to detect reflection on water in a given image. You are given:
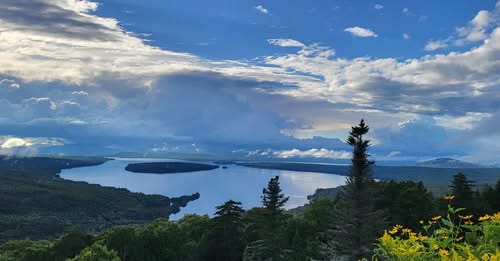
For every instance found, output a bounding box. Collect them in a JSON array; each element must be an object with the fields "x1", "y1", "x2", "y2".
[{"x1": 61, "y1": 158, "x2": 346, "y2": 219}]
